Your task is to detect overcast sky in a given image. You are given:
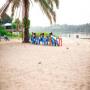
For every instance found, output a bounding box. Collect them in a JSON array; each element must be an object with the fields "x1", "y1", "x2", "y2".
[{"x1": 0, "y1": 0, "x2": 90, "y2": 27}]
